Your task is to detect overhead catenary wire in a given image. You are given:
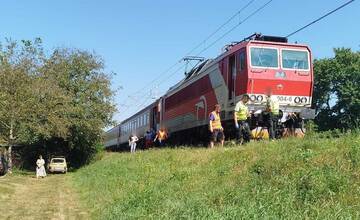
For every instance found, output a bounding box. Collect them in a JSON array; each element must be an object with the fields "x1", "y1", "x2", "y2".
[
  {"x1": 118, "y1": 0, "x2": 262, "y2": 117},
  {"x1": 194, "y1": 0, "x2": 273, "y2": 57},
  {"x1": 153, "y1": 0, "x2": 355, "y2": 103},
  {"x1": 185, "y1": 0, "x2": 257, "y2": 56},
  {"x1": 128, "y1": 0, "x2": 258, "y2": 97},
  {"x1": 126, "y1": 0, "x2": 356, "y2": 118},
  {"x1": 119, "y1": 0, "x2": 356, "y2": 123},
  {"x1": 133, "y1": 0, "x2": 274, "y2": 112},
  {"x1": 154, "y1": 0, "x2": 273, "y2": 89},
  {"x1": 286, "y1": 0, "x2": 355, "y2": 38}
]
